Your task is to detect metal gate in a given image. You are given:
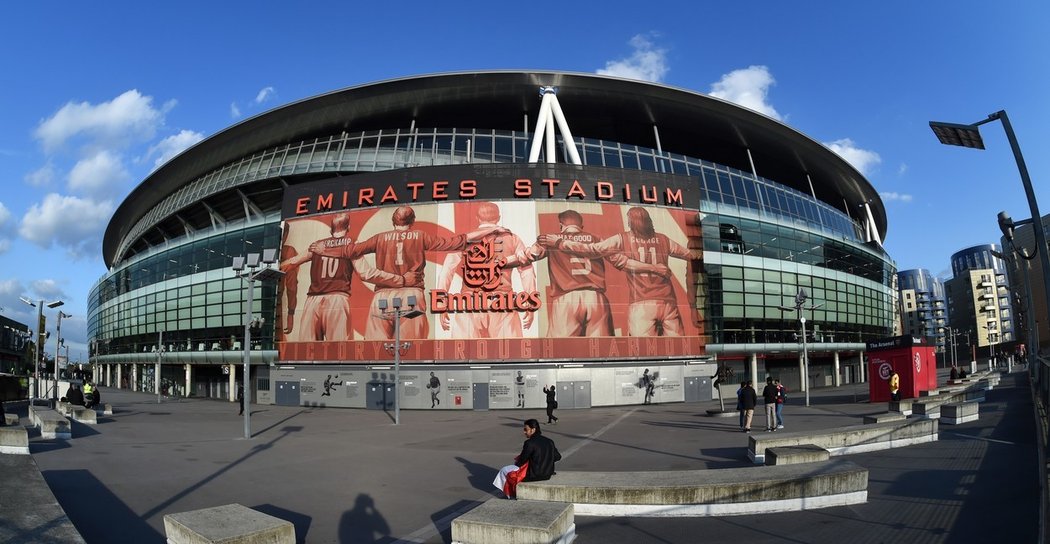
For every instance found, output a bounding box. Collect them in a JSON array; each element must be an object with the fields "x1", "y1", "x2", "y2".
[
  {"x1": 473, "y1": 382, "x2": 489, "y2": 411},
  {"x1": 684, "y1": 376, "x2": 713, "y2": 402},
  {"x1": 556, "y1": 381, "x2": 591, "y2": 409},
  {"x1": 275, "y1": 381, "x2": 300, "y2": 406},
  {"x1": 366, "y1": 381, "x2": 394, "y2": 410}
]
